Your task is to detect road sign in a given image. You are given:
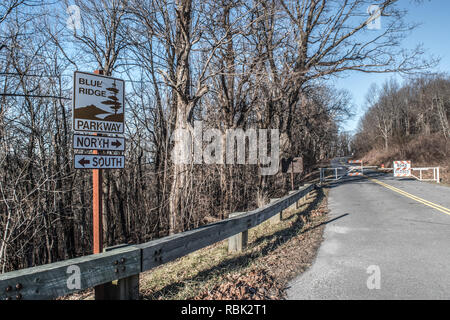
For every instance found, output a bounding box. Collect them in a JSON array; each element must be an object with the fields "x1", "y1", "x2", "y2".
[
  {"x1": 74, "y1": 154, "x2": 125, "y2": 169},
  {"x1": 291, "y1": 157, "x2": 303, "y2": 173},
  {"x1": 73, "y1": 71, "x2": 125, "y2": 134},
  {"x1": 281, "y1": 157, "x2": 303, "y2": 174},
  {"x1": 73, "y1": 134, "x2": 125, "y2": 151},
  {"x1": 393, "y1": 161, "x2": 411, "y2": 177}
]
